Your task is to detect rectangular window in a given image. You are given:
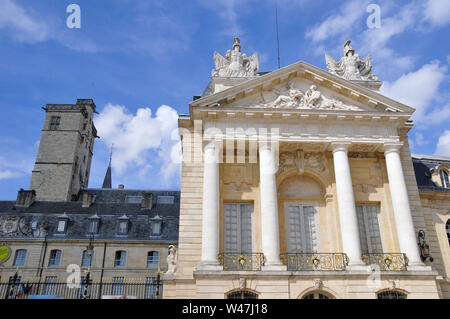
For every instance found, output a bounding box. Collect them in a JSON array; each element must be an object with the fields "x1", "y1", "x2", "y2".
[
  {"x1": 157, "y1": 196, "x2": 174, "y2": 204},
  {"x1": 118, "y1": 221, "x2": 128, "y2": 235},
  {"x1": 81, "y1": 250, "x2": 93, "y2": 267},
  {"x1": 48, "y1": 250, "x2": 61, "y2": 267},
  {"x1": 285, "y1": 203, "x2": 319, "y2": 253},
  {"x1": 44, "y1": 276, "x2": 58, "y2": 295},
  {"x1": 151, "y1": 221, "x2": 161, "y2": 236},
  {"x1": 49, "y1": 116, "x2": 61, "y2": 130},
  {"x1": 114, "y1": 251, "x2": 126, "y2": 267},
  {"x1": 224, "y1": 203, "x2": 253, "y2": 253},
  {"x1": 125, "y1": 195, "x2": 142, "y2": 204},
  {"x1": 111, "y1": 277, "x2": 124, "y2": 296},
  {"x1": 356, "y1": 205, "x2": 383, "y2": 253},
  {"x1": 57, "y1": 220, "x2": 66, "y2": 233},
  {"x1": 147, "y1": 251, "x2": 159, "y2": 269},
  {"x1": 88, "y1": 220, "x2": 99, "y2": 234},
  {"x1": 144, "y1": 277, "x2": 157, "y2": 299},
  {"x1": 13, "y1": 250, "x2": 27, "y2": 267}
]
